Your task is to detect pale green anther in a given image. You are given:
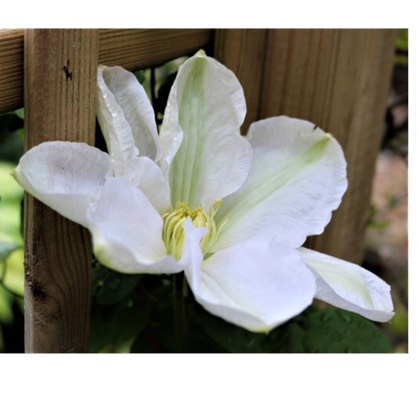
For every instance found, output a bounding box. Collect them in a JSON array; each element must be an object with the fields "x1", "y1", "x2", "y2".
[{"x1": 162, "y1": 200, "x2": 222, "y2": 259}]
